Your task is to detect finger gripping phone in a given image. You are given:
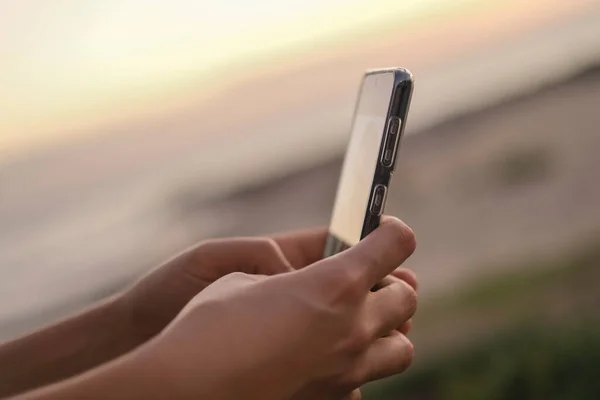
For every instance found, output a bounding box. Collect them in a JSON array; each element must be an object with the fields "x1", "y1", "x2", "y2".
[{"x1": 324, "y1": 68, "x2": 414, "y2": 257}]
